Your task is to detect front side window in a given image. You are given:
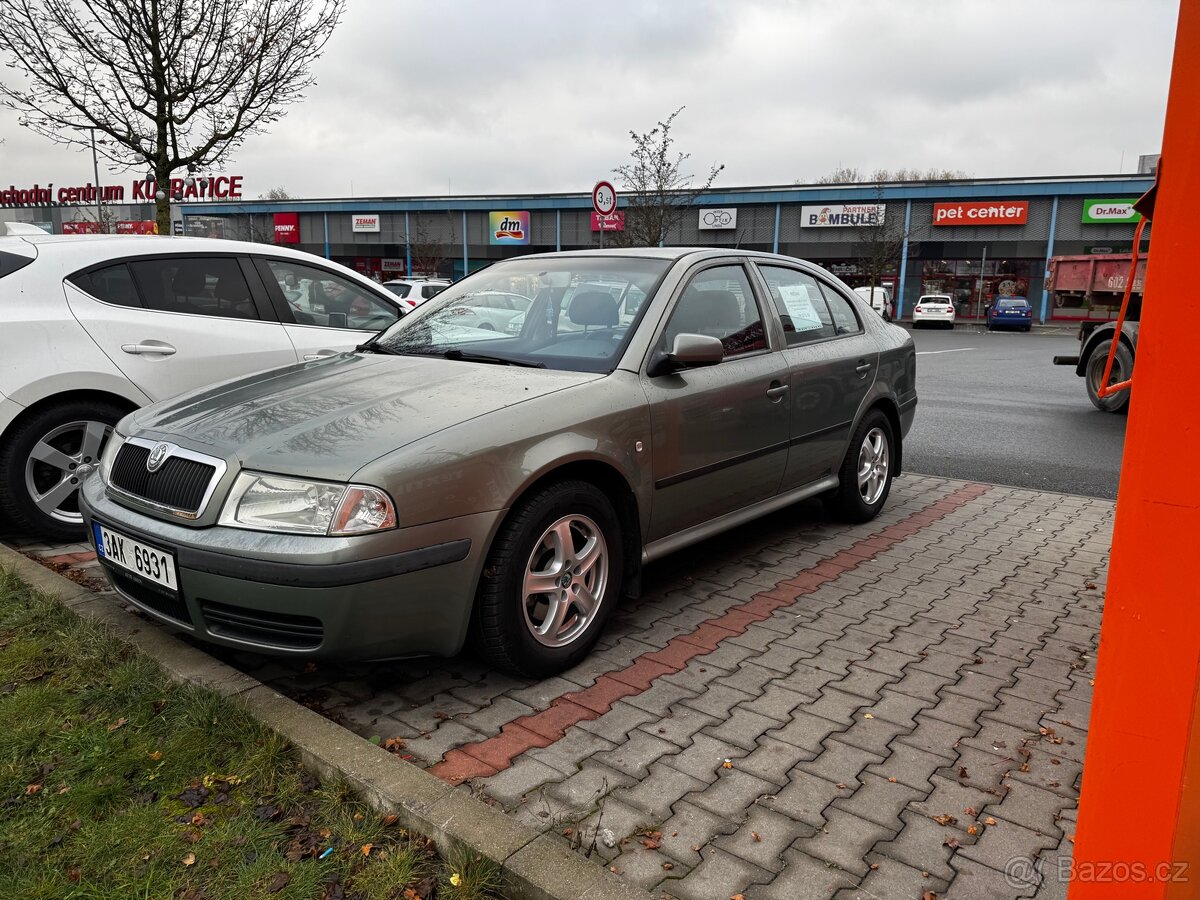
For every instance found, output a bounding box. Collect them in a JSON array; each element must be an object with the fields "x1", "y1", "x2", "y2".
[
  {"x1": 128, "y1": 257, "x2": 259, "y2": 319},
  {"x1": 265, "y1": 260, "x2": 399, "y2": 331},
  {"x1": 663, "y1": 264, "x2": 767, "y2": 359},
  {"x1": 757, "y1": 265, "x2": 835, "y2": 345},
  {"x1": 373, "y1": 256, "x2": 670, "y2": 373}
]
